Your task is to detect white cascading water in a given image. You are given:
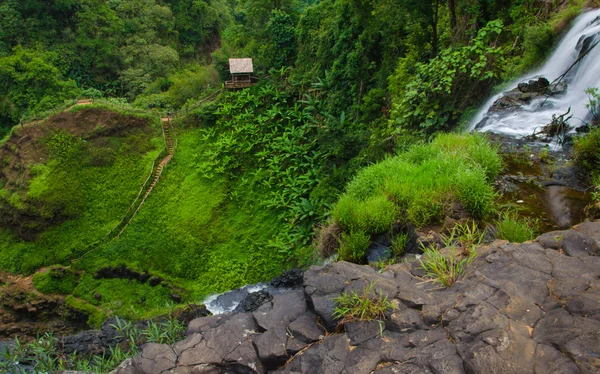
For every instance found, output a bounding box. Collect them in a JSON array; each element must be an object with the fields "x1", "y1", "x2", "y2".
[{"x1": 471, "y1": 9, "x2": 600, "y2": 136}]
